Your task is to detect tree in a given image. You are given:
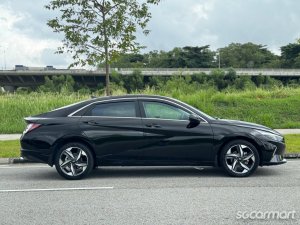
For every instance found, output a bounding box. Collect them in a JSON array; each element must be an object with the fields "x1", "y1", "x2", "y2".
[
  {"x1": 219, "y1": 43, "x2": 279, "y2": 68},
  {"x1": 180, "y1": 46, "x2": 215, "y2": 68},
  {"x1": 46, "y1": 0, "x2": 160, "y2": 95},
  {"x1": 280, "y1": 39, "x2": 300, "y2": 68}
]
